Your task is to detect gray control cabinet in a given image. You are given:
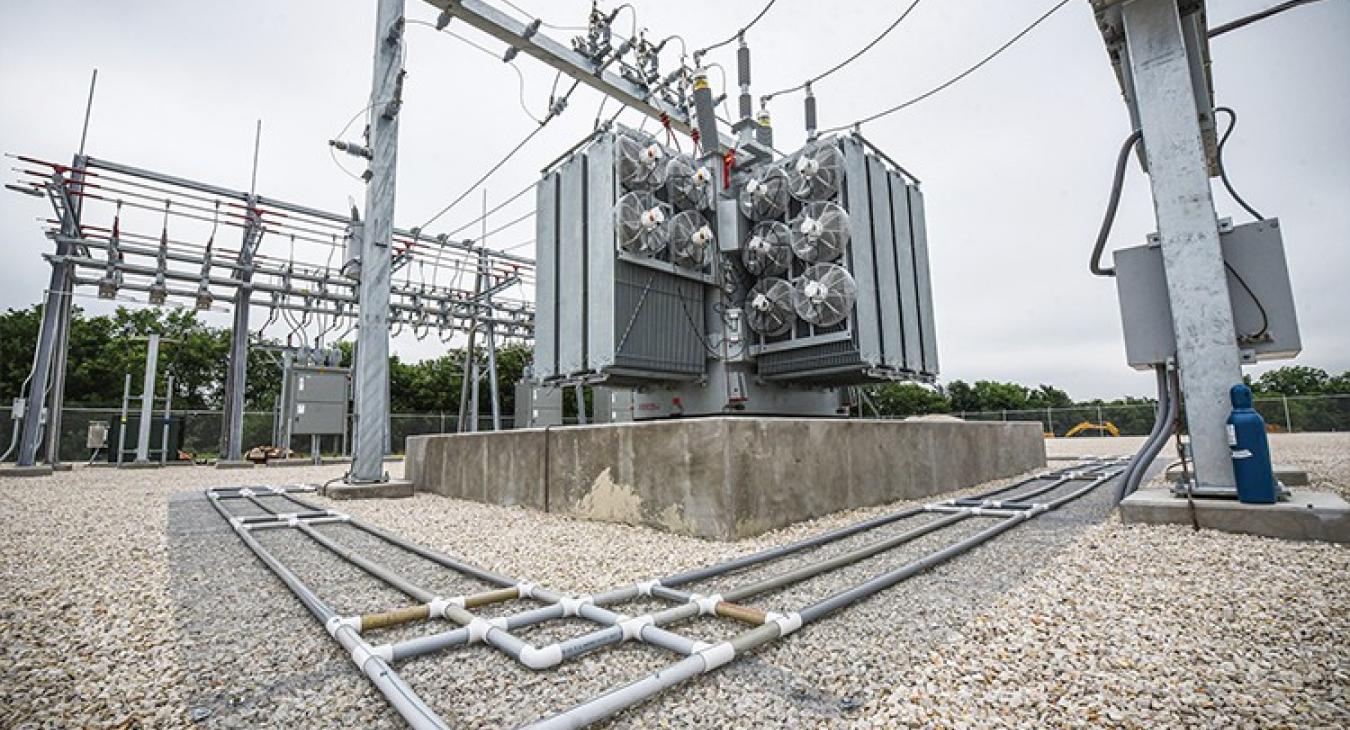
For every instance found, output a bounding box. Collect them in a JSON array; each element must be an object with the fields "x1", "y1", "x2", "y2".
[
  {"x1": 513, "y1": 381, "x2": 563, "y2": 428},
  {"x1": 289, "y1": 366, "x2": 349, "y2": 436},
  {"x1": 1114, "y1": 218, "x2": 1300, "y2": 369}
]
